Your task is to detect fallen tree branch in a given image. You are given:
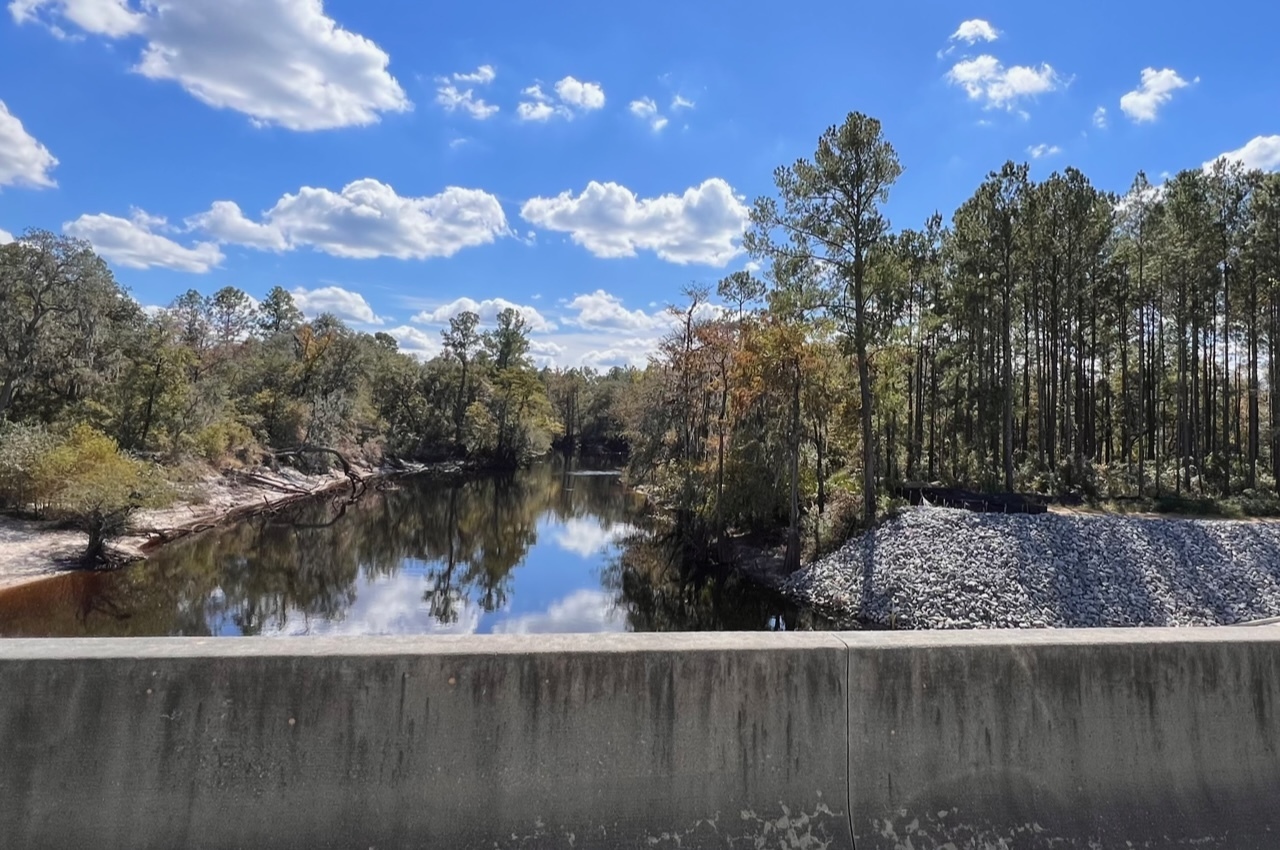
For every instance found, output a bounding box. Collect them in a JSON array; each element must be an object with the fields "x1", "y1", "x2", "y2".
[
  {"x1": 273, "y1": 445, "x2": 366, "y2": 501},
  {"x1": 124, "y1": 456, "x2": 442, "y2": 555},
  {"x1": 231, "y1": 471, "x2": 315, "y2": 496}
]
